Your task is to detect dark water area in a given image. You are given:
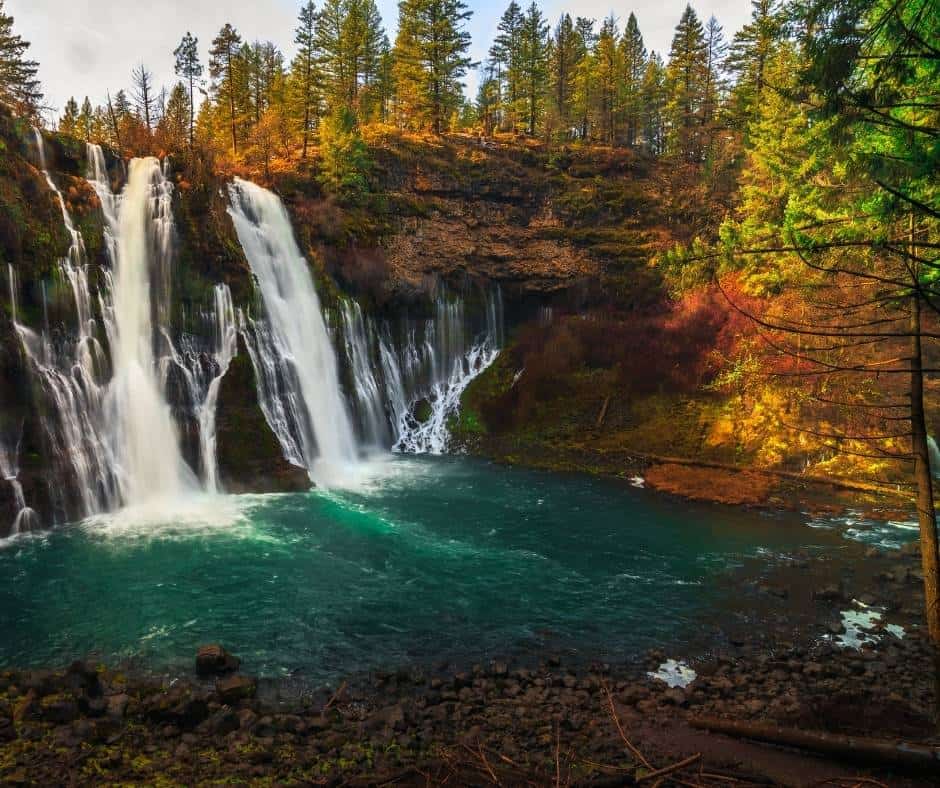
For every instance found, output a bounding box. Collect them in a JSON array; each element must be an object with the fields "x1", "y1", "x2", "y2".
[{"x1": 0, "y1": 456, "x2": 914, "y2": 685}]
